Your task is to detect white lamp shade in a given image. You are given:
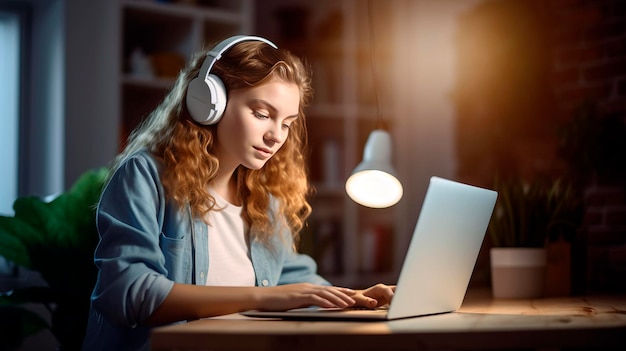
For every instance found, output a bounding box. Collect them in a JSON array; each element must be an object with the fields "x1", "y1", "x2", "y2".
[{"x1": 345, "y1": 130, "x2": 403, "y2": 208}]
